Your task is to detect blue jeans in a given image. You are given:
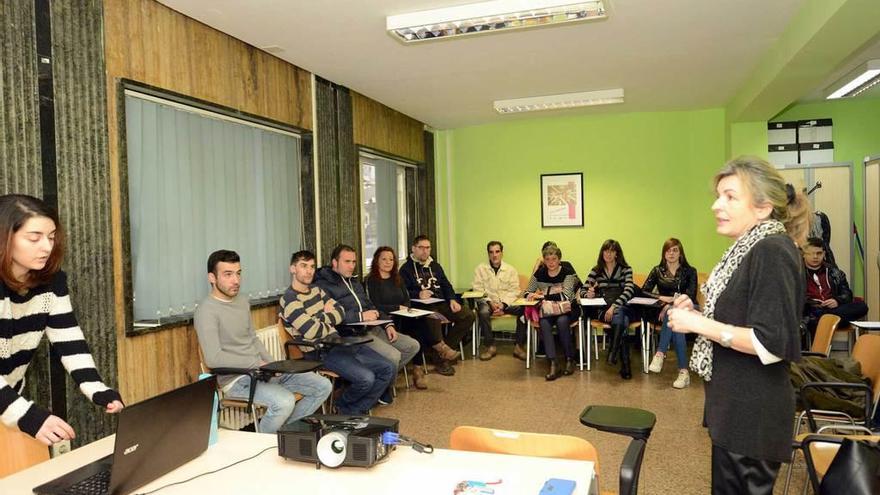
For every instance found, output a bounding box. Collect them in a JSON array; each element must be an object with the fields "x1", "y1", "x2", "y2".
[
  {"x1": 313, "y1": 345, "x2": 395, "y2": 415},
  {"x1": 226, "y1": 371, "x2": 332, "y2": 434},
  {"x1": 610, "y1": 305, "x2": 638, "y2": 327},
  {"x1": 539, "y1": 314, "x2": 575, "y2": 360},
  {"x1": 657, "y1": 314, "x2": 688, "y2": 369}
]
